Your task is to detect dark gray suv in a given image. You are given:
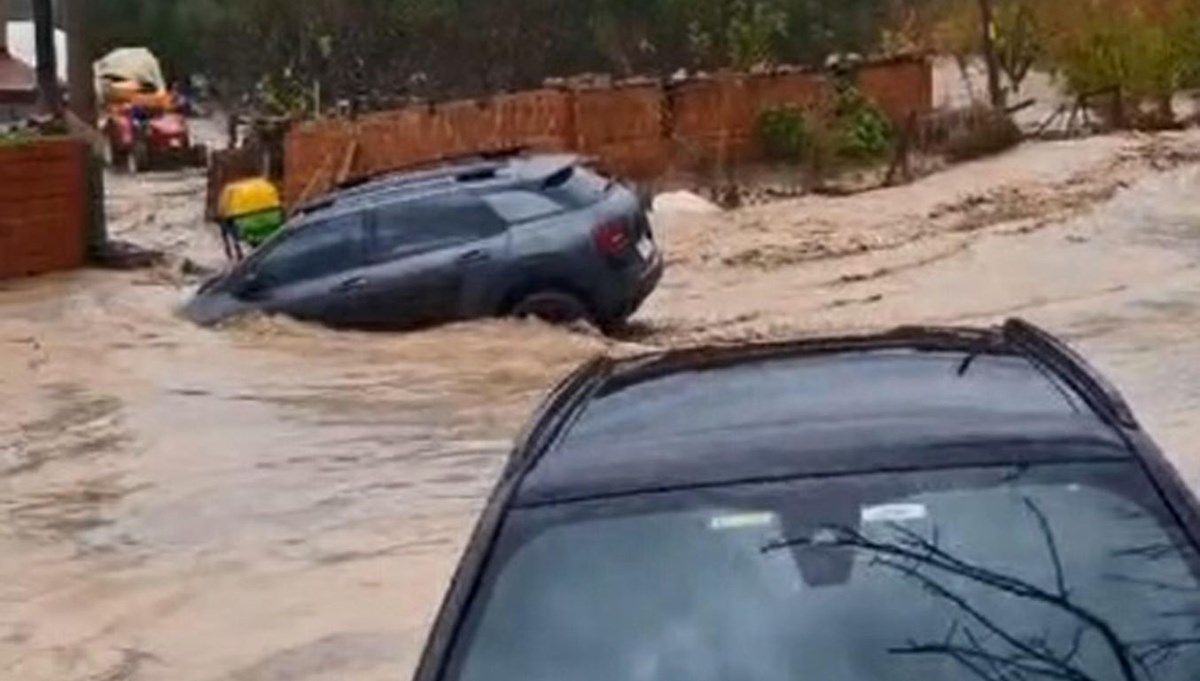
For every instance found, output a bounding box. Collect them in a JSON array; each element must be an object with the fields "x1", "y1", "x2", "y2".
[
  {"x1": 184, "y1": 155, "x2": 663, "y2": 330},
  {"x1": 416, "y1": 320, "x2": 1200, "y2": 681}
]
